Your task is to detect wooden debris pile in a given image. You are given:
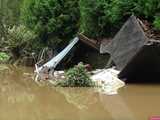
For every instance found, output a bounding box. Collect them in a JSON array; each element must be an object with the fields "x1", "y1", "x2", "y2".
[{"x1": 138, "y1": 19, "x2": 160, "y2": 40}]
